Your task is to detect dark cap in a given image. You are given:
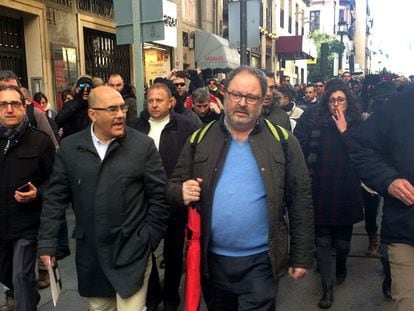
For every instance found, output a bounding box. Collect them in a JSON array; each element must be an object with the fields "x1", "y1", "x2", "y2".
[{"x1": 76, "y1": 76, "x2": 94, "y2": 88}]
